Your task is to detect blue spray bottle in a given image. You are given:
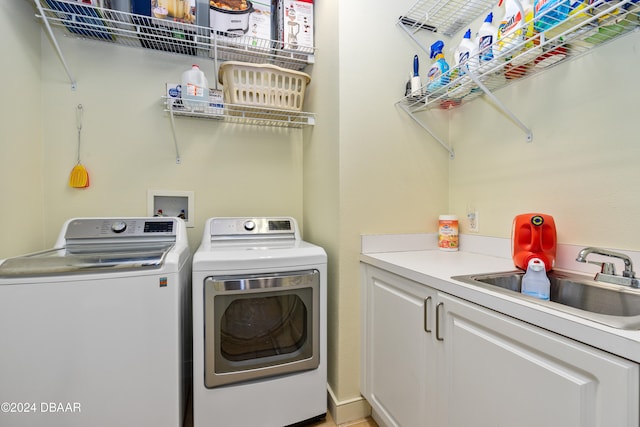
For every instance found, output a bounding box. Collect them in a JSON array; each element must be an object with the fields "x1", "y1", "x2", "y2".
[{"x1": 427, "y1": 40, "x2": 450, "y2": 92}]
